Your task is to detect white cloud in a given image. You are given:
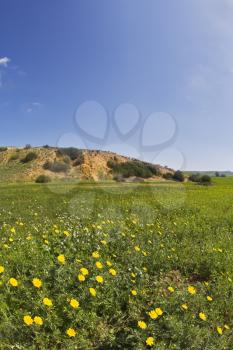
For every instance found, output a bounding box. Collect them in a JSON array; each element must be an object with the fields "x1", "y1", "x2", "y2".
[{"x1": 0, "y1": 57, "x2": 10, "y2": 67}]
